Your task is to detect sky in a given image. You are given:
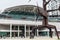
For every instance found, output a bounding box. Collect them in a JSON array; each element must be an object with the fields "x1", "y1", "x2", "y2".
[{"x1": 0, "y1": 0, "x2": 43, "y2": 11}]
